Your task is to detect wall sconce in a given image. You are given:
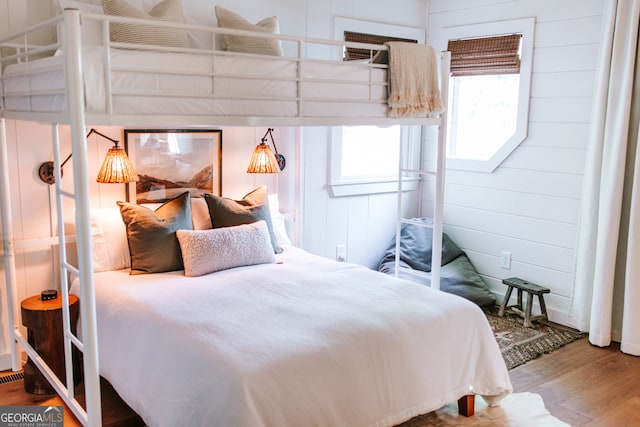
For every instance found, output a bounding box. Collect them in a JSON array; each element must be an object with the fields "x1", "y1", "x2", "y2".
[
  {"x1": 246, "y1": 128, "x2": 286, "y2": 174},
  {"x1": 38, "y1": 128, "x2": 139, "y2": 185}
]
